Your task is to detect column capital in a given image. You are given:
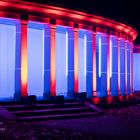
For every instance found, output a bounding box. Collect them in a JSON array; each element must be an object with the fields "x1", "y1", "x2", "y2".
[
  {"x1": 124, "y1": 38, "x2": 128, "y2": 44},
  {"x1": 50, "y1": 24, "x2": 56, "y2": 29},
  {"x1": 50, "y1": 19, "x2": 56, "y2": 29},
  {"x1": 74, "y1": 28, "x2": 79, "y2": 32},
  {"x1": 21, "y1": 19, "x2": 28, "y2": 25},
  {"x1": 20, "y1": 14, "x2": 28, "y2": 25},
  {"x1": 106, "y1": 34, "x2": 111, "y2": 38},
  {"x1": 118, "y1": 37, "x2": 121, "y2": 41},
  {"x1": 92, "y1": 31, "x2": 96, "y2": 35}
]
